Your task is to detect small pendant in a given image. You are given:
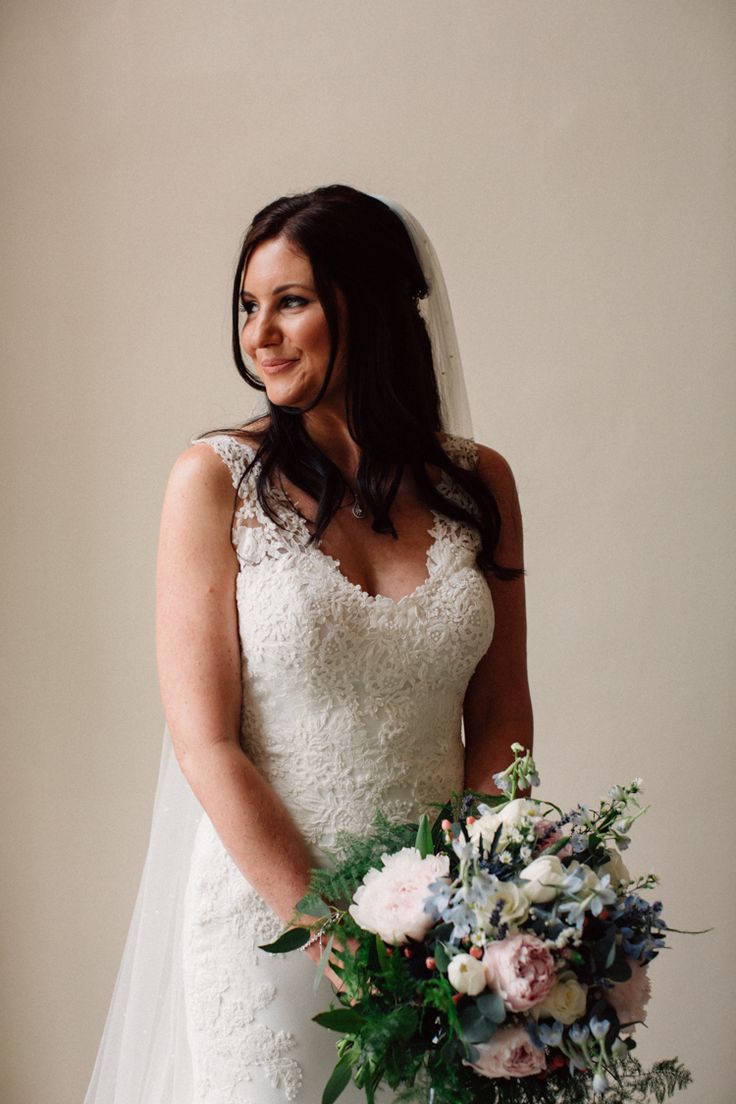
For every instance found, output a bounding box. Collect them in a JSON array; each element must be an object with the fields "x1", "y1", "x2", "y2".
[{"x1": 352, "y1": 497, "x2": 366, "y2": 519}]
